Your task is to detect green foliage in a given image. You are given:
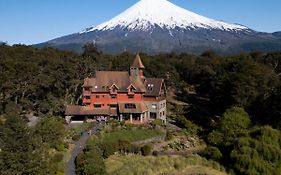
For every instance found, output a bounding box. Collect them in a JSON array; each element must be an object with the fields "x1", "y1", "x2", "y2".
[
  {"x1": 0, "y1": 115, "x2": 55, "y2": 174},
  {"x1": 166, "y1": 130, "x2": 174, "y2": 141},
  {"x1": 35, "y1": 116, "x2": 65, "y2": 148},
  {"x1": 75, "y1": 128, "x2": 161, "y2": 173},
  {"x1": 202, "y1": 146, "x2": 223, "y2": 161},
  {"x1": 72, "y1": 134, "x2": 80, "y2": 141},
  {"x1": 230, "y1": 126, "x2": 281, "y2": 175},
  {"x1": 141, "y1": 145, "x2": 152, "y2": 156},
  {"x1": 208, "y1": 107, "x2": 250, "y2": 146},
  {"x1": 106, "y1": 155, "x2": 226, "y2": 175},
  {"x1": 52, "y1": 153, "x2": 64, "y2": 163},
  {"x1": 0, "y1": 45, "x2": 94, "y2": 115},
  {"x1": 172, "y1": 114, "x2": 202, "y2": 135},
  {"x1": 152, "y1": 118, "x2": 164, "y2": 126},
  {"x1": 98, "y1": 128, "x2": 163, "y2": 144},
  {"x1": 76, "y1": 145, "x2": 106, "y2": 175}
]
